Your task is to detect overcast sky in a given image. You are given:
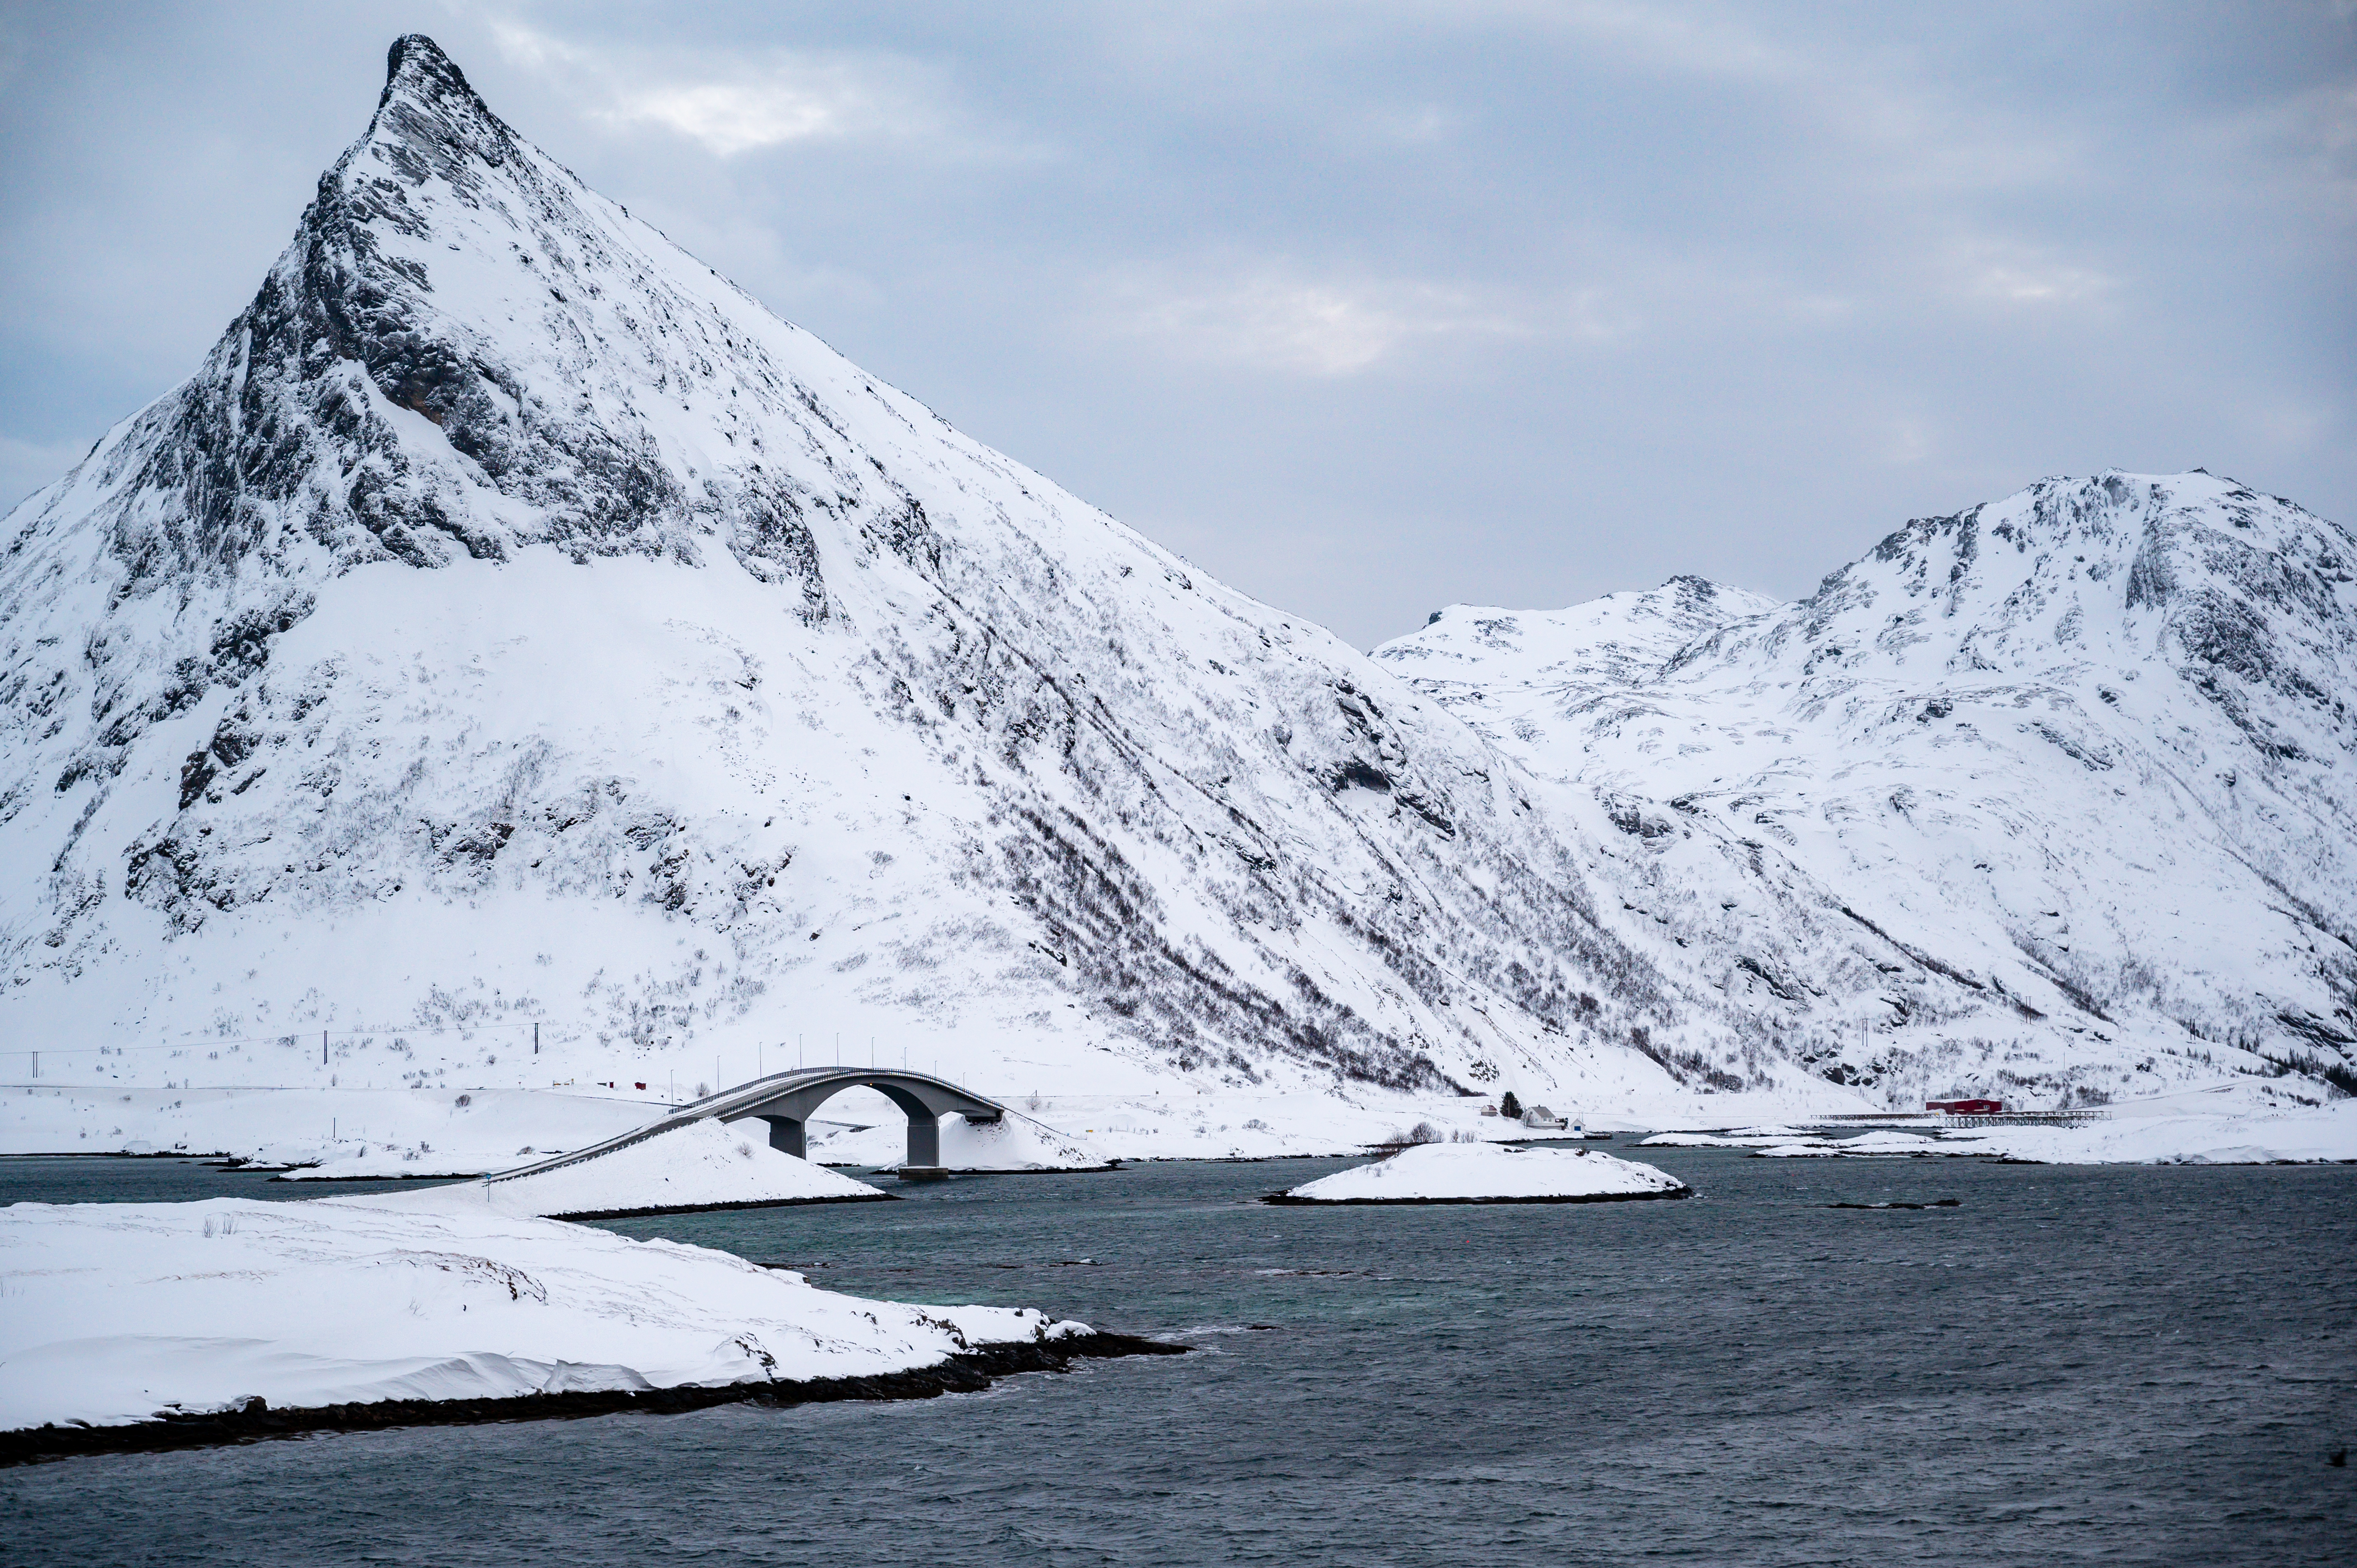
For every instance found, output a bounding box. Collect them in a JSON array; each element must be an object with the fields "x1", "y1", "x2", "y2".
[{"x1": 3, "y1": 3, "x2": 2351, "y2": 646}]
